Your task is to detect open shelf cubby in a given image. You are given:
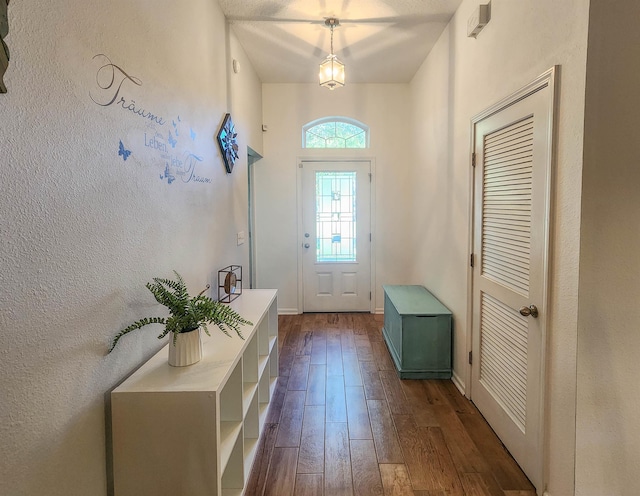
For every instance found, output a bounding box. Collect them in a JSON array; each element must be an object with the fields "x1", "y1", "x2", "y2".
[{"x1": 111, "y1": 289, "x2": 278, "y2": 496}]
